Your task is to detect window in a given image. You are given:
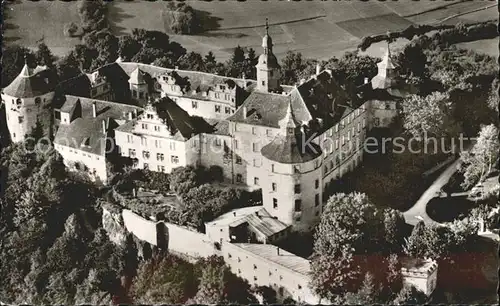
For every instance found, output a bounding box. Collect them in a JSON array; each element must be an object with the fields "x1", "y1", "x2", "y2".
[
  {"x1": 215, "y1": 138, "x2": 222, "y2": 147},
  {"x1": 236, "y1": 174, "x2": 242, "y2": 183},
  {"x1": 269, "y1": 271, "x2": 272, "y2": 276},
  {"x1": 357, "y1": 122, "x2": 361, "y2": 133},
  {"x1": 157, "y1": 165, "x2": 165, "y2": 172},
  {"x1": 234, "y1": 139, "x2": 238, "y2": 149},
  {"x1": 127, "y1": 135, "x2": 133, "y2": 143},
  {"x1": 254, "y1": 276, "x2": 258, "y2": 281},
  {"x1": 18, "y1": 116, "x2": 24, "y2": 124},
  {"x1": 273, "y1": 198, "x2": 278, "y2": 209},
  {"x1": 146, "y1": 113, "x2": 154, "y2": 119},
  {"x1": 266, "y1": 129, "x2": 272, "y2": 137},
  {"x1": 157, "y1": 153, "x2": 164, "y2": 161},
  {"x1": 385, "y1": 103, "x2": 391, "y2": 110},
  {"x1": 171, "y1": 155, "x2": 179, "y2": 164},
  {"x1": 262, "y1": 81, "x2": 265, "y2": 86},
  {"x1": 141, "y1": 123, "x2": 148, "y2": 130},
  {"x1": 335, "y1": 124, "x2": 339, "y2": 132},
  {"x1": 238, "y1": 257, "x2": 241, "y2": 262},
  {"x1": 294, "y1": 200, "x2": 302, "y2": 212},
  {"x1": 315, "y1": 179, "x2": 319, "y2": 189},
  {"x1": 228, "y1": 253, "x2": 232, "y2": 258},
  {"x1": 155, "y1": 139, "x2": 162, "y2": 148},
  {"x1": 294, "y1": 184, "x2": 301, "y2": 194},
  {"x1": 271, "y1": 164, "x2": 275, "y2": 172},
  {"x1": 192, "y1": 101, "x2": 198, "y2": 109},
  {"x1": 142, "y1": 151, "x2": 150, "y2": 159},
  {"x1": 252, "y1": 127, "x2": 257, "y2": 135},
  {"x1": 253, "y1": 159, "x2": 260, "y2": 167},
  {"x1": 170, "y1": 142, "x2": 176, "y2": 150},
  {"x1": 225, "y1": 107, "x2": 231, "y2": 114},
  {"x1": 374, "y1": 118, "x2": 380, "y2": 127},
  {"x1": 92, "y1": 88, "x2": 97, "y2": 96},
  {"x1": 254, "y1": 177, "x2": 259, "y2": 185},
  {"x1": 335, "y1": 139, "x2": 339, "y2": 150},
  {"x1": 341, "y1": 135, "x2": 346, "y2": 145},
  {"x1": 252, "y1": 143, "x2": 258, "y2": 152},
  {"x1": 298, "y1": 284, "x2": 302, "y2": 290},
  {"x1": 324, "y1": 165, "x2": 328, "y2": 173},
  {"x1": 272, "y1": 183, "x2": 277, "y2": 192},
  {"x1": 315, "y1": 194, "x2": 320, "y2": 206},
  {"x1": 215, "y1": 93, "x2": 220, "y2": 99},
  {"x1": 154, "y1": 126, "x2": 160, "y2": 132},
  {"x1": 236, "y1": 156, "x2": 242, "y2": 164},
  {"x1": 238, "y1": 269, "x2": 241, "y2": 274},
  {"x1": 215, "y1": 105, "x2": 221, "y2": 113},
  {"x1": 314, "y1": 160, "x2": 320, "y2": 169},
  {"x1": 141, "y1": 137, "x2": 147, "y2": 146},
  {"x1": 143, "y1": 163, "x2": 149, "y2": 170}
]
